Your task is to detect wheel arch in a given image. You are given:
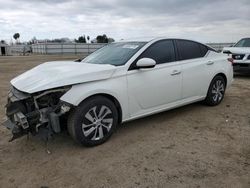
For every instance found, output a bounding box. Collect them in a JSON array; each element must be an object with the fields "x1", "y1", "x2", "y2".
[
  {"x1": 204, "y1": 72, "x2": 227, "y2": 106},
  {"x1": 206, "y1": 72, "x2": 228, "y2": 96},
  {"x1": 77, "y1": 93, "x2": 123, "y2": 124},
  {"x1": 213, "y1": 72, "x2": 227, "y2": 87}
]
